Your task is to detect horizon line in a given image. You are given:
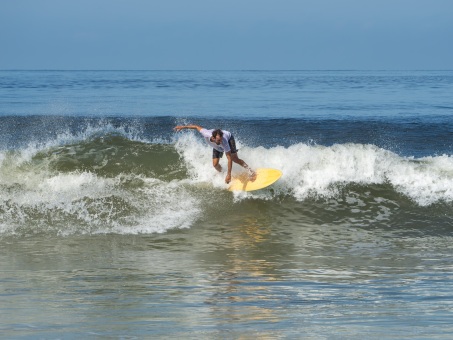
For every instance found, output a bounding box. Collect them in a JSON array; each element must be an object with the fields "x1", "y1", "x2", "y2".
[{"x1": 1, "y1": 68, "x2": 453, "y2": 72}]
